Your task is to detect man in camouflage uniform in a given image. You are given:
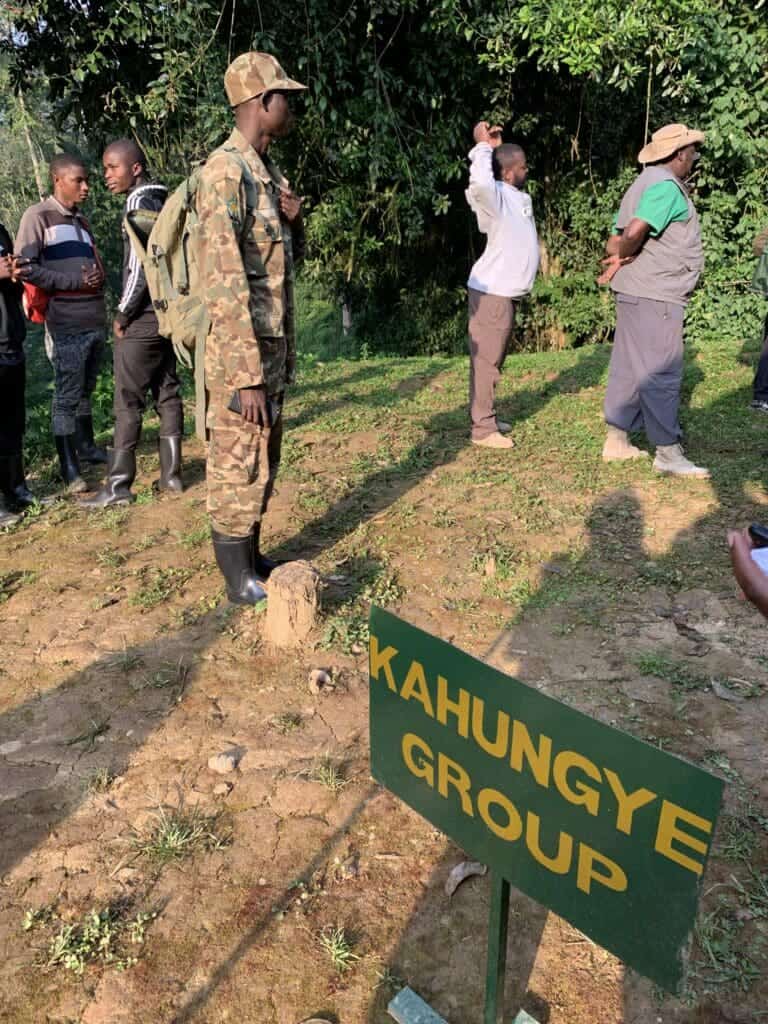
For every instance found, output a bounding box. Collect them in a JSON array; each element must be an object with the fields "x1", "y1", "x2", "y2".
[{"x1": 197, "y1": 52, "x2": 306, "y2": 604}]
